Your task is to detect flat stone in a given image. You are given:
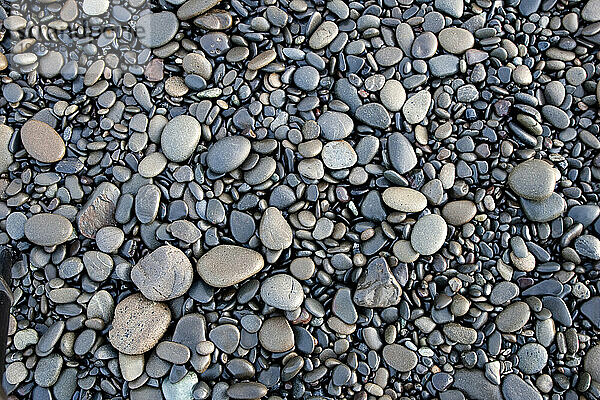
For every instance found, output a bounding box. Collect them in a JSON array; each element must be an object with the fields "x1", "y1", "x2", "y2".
[
  {"x1": 119, "y1": 354, "x2": 144, "y2": 382},
  {"x1": 259, "y1": 207, "x2": 293, "y2": 250},
  {"x1": 82, "y1": 0, "x2": 109, "y2": 15},
  {"x1": 490, "y1": 281, "x2": 520, "y2": 305},
  {"x1": 584, "y1": 344, "x2": 600, "y2": 382},
  {"x1": 428, "y1": 54, "x2": 460, "y2": 77},
  {"x1": 209, "y1": 324, "x2": 240, "y2": 354},
  {"x1": 131, "y1": 245, "x2": 194, "y2": 301},
  {"x1": 575, "y1": 234, "x2": 600, "y2": 260},
  {"x1": 20, "y1": 119, "x2": 66, "y2": 163},
  {"x1": 453, "y1": 369, "x2": 502, "y2": 400},
  {"x1": 542, "y1": 296, "x2": 572, "y2": 326},
  {"x1": 259, "y1": 317, "x2": 295, "y2": 353},
  {"x1": 108, "y1": 293, "x2": 171, "y2": 355},
  {"x1": 355, "y1": 103, "x2": 391, "y2": 129},
  {"x1": 581, "y1": 297, "x2": 600, "y2": 328},
  {"x1": 402, "y1": 90, "x2": 431, "y2": 124},
  {"x1": 388, "y1": 132, "x2": 417, "y2": 174},
  {"x1": 182, "y1": 52, "x2": 212, "y2": 80},
  {"x1": 177, "y1": 0, "x2": 221, "y2": 20},
  {"x1": 227, "y1": 382, "x2": 268, "y2": 399},
  {"x1": 161, "y1": 115, "x2": 202, "y2": 162},
  {"x1": 382, "y1": 187, "x2": 427, "y2": 213},
  {"x1": 206, "y1": 136, "x2": 251, "y2": 173},
  {"x1": 318, "y1": 111, "x2": 353, "y2": 140},
  {"x1": 136, "y1": 12, "x2": 179, "y2": 48},
  {"x1": 0, "y1": 124, "x2": 13, "y2": 173},
  {"x1": 541, "y1": 105, "x2": 569, "y2": 129},
  {"x1": 582, "y1": 0, "x2": 600, "y2": 22},
  {"x1": 294, "y1": 66, "x2": 320, "y2": 91},
  {"x1": 520, "y1": 193, "x2": 566, "y2": 222},
  {"x1": 443, "y1": 323, "x2": 477, "y2": 344},
  {"x1": 309, "y1": 20, "x2": 339, "y2": 50},
  {"x1": 260, "y1": 274, "x2": 304, "y2": 311},
  {"x1": 438, "y1": 27, "x2": 474, "y2": 54},
  {"x1": 95, "y1": 226, "x2": 124, "y2": 254},
  {"x1": 410, "y1": 214, "x2": 447, "y2": 255},
  {"x1": 502, "y1": 374, "x2": 543, "y2": 400},
  {"x1": 442, "y1": 200, "x2": 477, "y2": 225},
  {"x1": 196, "y1": 245, "x2": 264, "y2": 287},
  {"x1": 321, "y1": 140, "x2": 357, "y2": 170},
  {"x1": 247, "y1": 49, "x2": 276, "y2": 70},
  {"x1": 135, "y1": 184, "x2": 161, "y2": 224},
  {"x1": 25, "y1": 213, "x2": 73, "y2": 247},
  {"x1": 380, "y1": 80, "x2": 406, "y2": 112},
  {"x1": 162, "y1": 371, "x2": 198, "y2": 400},
  {"x1": 508, "y1": 159, "x2": 556, "y2": 201},
  {"x1": 382, "y1": 344, "x2": 418, "y2": 372},
  {"x1": 496, "y1": 301, "x2": 530, "y2": 333},
  {"x1": 517, "y1": 343, "x2": 548, "y2": 374},
  {"x1": 34, "y1": 354, "x2": 63, "y2": 387},
  {"x1": 435, "y1": 0, "x2": 464, "y2": 18},
  {"x1": 77, "y1": 182, "x2": 120, "y2": 238},
  {"x1": 353, "y1": 257, "x2": 402, "y2": 308},
  {"x1": 375, "y1": 46, "x2": 404, "y2": 66},
  {"x1": 412, "y1": 32, "x2": 438, "y2": 58}
]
